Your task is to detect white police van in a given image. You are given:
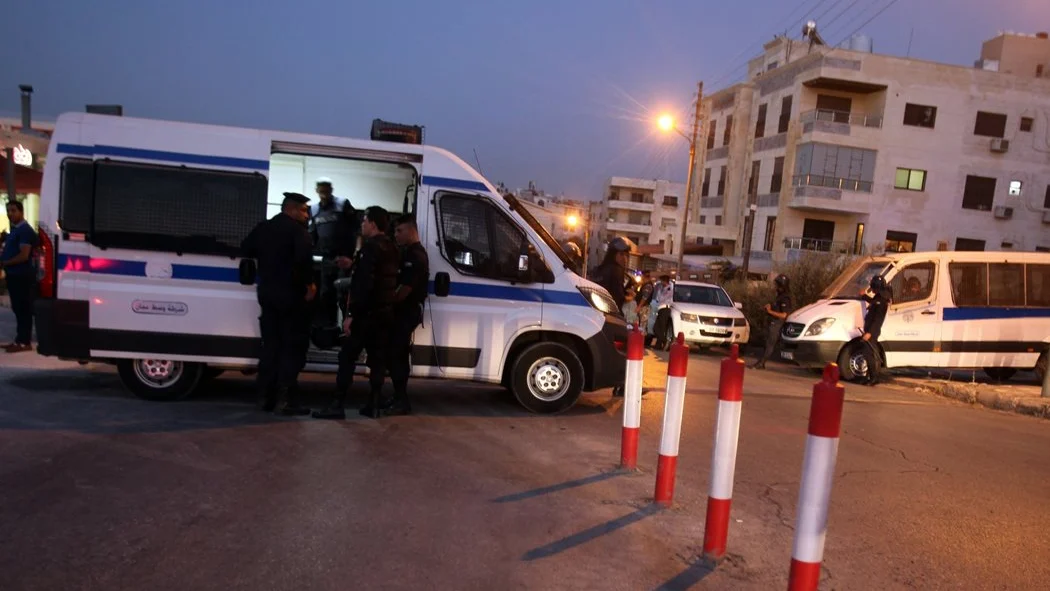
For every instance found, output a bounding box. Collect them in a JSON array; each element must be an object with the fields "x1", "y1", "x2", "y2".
[
  {"x1": 32, "y1": 112, "x2": 627, "y2": 413},
  {"x1": 779, "y1": 251, "x2": 1050, "y2": 383}
]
